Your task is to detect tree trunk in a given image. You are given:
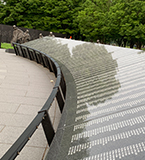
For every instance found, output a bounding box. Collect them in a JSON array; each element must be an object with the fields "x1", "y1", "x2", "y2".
[
  {"x1": 130, "y1": 40, "x2": 134, "y2": 48},
  {"x1": 136, "y1": 41, "x2": 142, "y2": 50},
  {"x1": 123, "y1": 39, "x2": 127, "y2": 47}
]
